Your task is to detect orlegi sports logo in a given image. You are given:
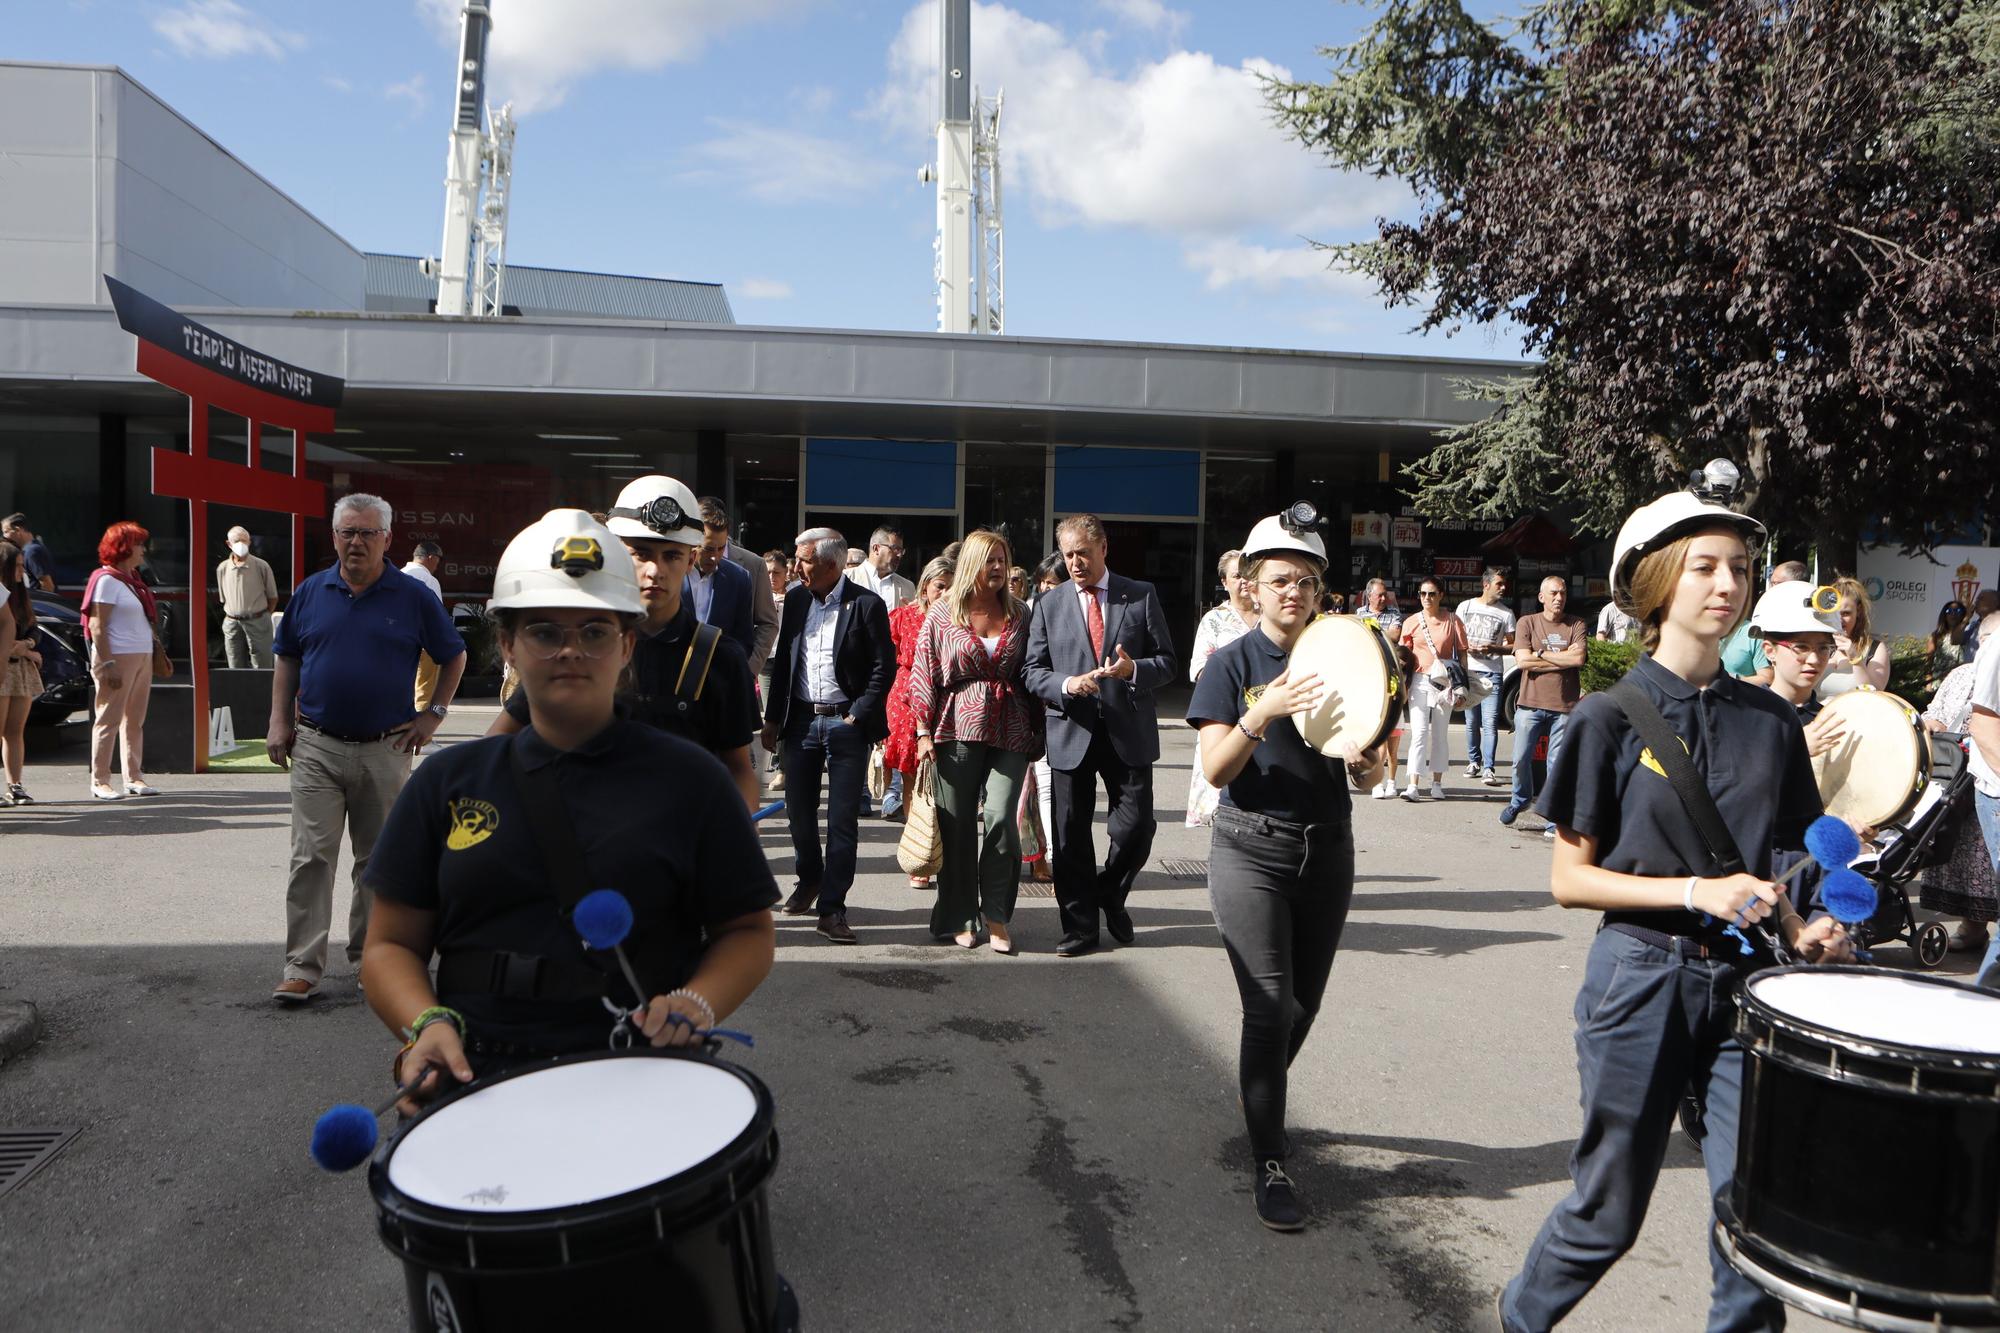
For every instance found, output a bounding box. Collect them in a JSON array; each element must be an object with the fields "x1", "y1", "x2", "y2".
[{"x1": 446, "y1": 798, "x2": 500, "y2": 851}]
